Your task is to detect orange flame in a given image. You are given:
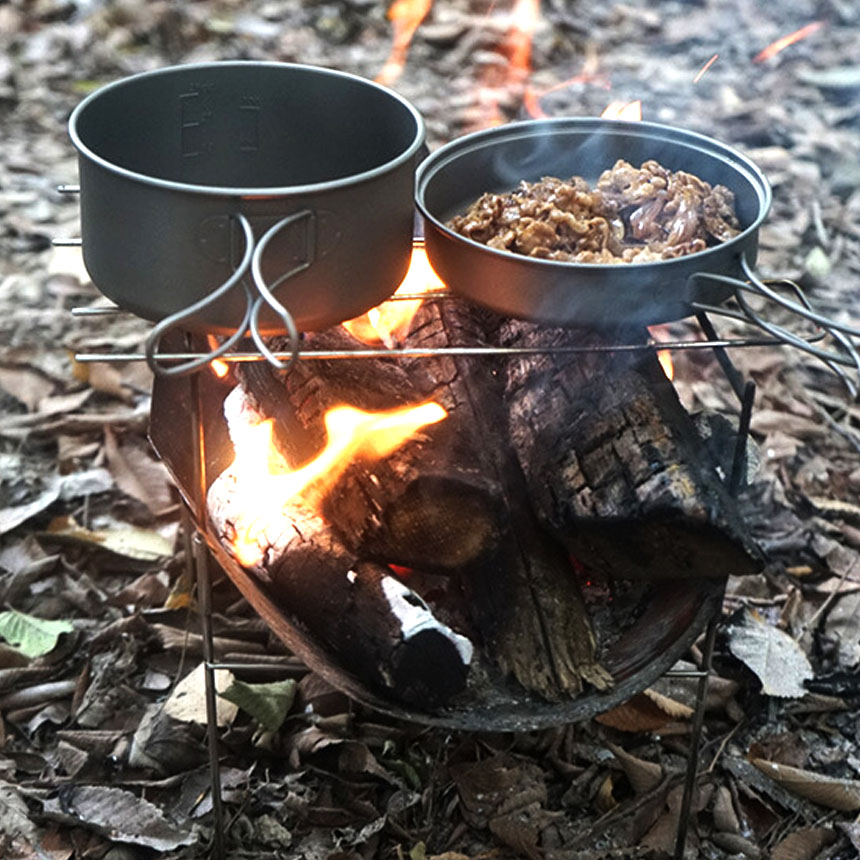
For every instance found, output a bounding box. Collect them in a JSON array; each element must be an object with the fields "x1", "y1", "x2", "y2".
[
  {"x1": 205, "y1": 335, "x2": 231, "y2": 378},
  {"x1": 470, "y1": 0, "x2": 540, "y2": 129},
  {"x1": 752, "y1": 21, "x2": 823, "y2": 63},
  {"x1": 601, "y1": 100, "x2": 642, "y2": 121},
  {"x1": 227, "y1": 401, "x2": 447, "y2": 567},
  {"x1": 342, "y1": 244, "x2": 446, "y2": 346},
  {"x1": 523, "y1": 49, "x2": 610, "y2": 119},
  {"x1": 693, "y1": 53, "x2": 719, "y2": 84},
  {"x1": 648, "y1": 325, "x2": 675, "y2": 381},
  {"x1": 376, "y1": 0, "x2": 433, "y2": 86}
]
